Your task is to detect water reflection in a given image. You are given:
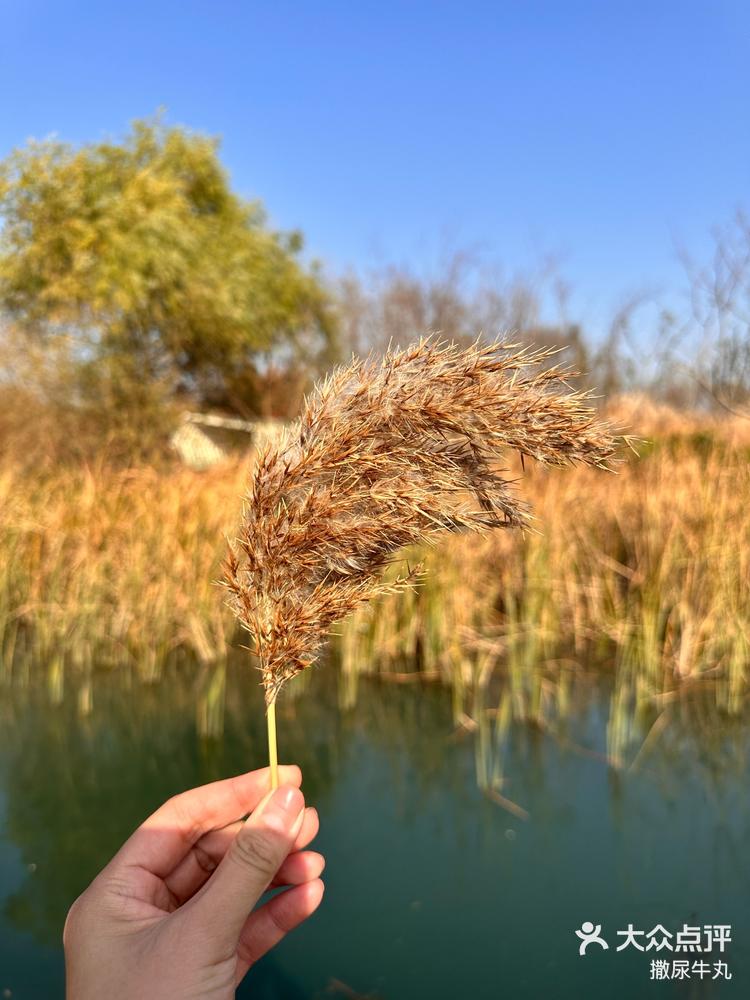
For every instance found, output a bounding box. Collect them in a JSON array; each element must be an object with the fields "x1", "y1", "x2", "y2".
[{"x1": 1, "y1": 661, "x2": 749, "y2": 998}]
